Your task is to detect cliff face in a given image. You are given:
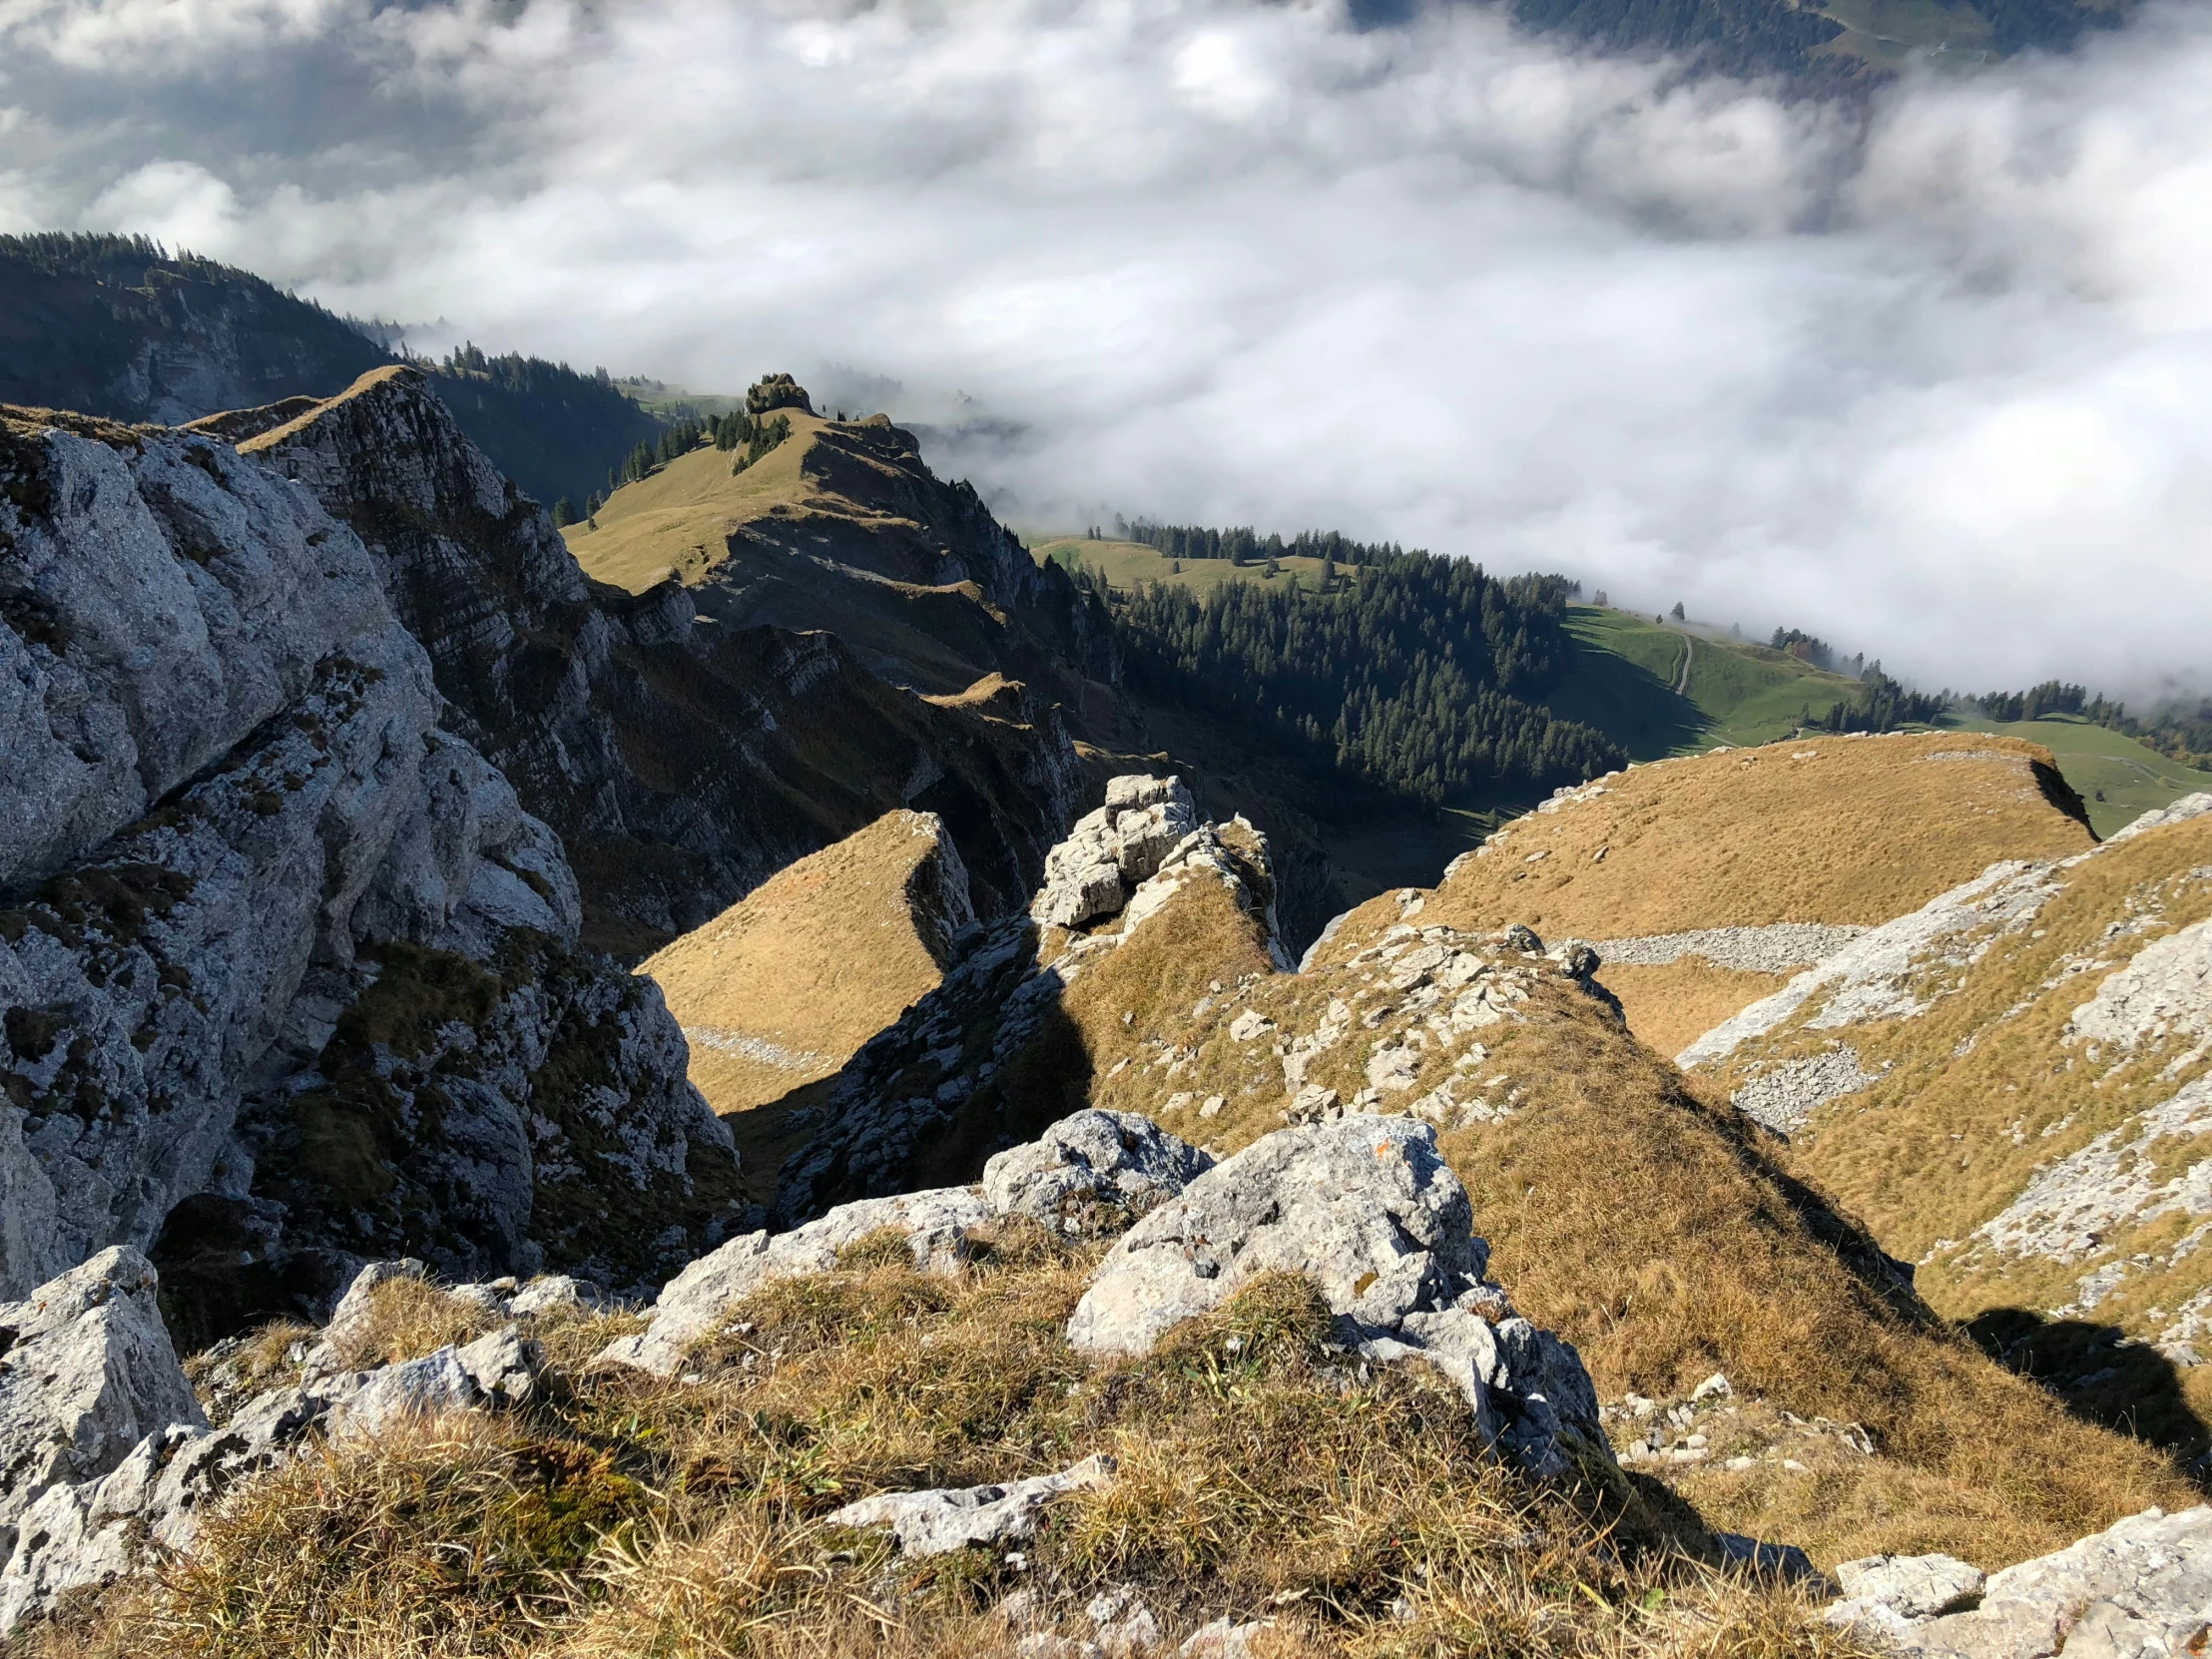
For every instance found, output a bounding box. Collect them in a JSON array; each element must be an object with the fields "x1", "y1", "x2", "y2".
[
  {"x1": 232, "y1": 368, "x2": 1087, "y2": 953},
  {"x1": 0, "y1": 403, "x2": 741, "y2": 1339}
]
